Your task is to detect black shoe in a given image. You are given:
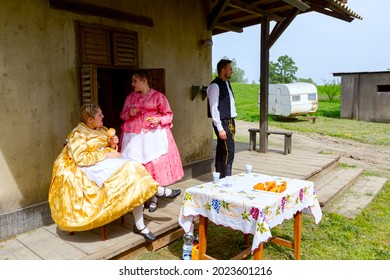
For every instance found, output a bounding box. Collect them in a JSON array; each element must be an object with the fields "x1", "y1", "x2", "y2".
[
  {"x1": 148, "y1": 201, "x2": 158, "y2": 213},
  {"x1": 162, "y1": 188, "x2": 181, "y2": 199},
  {"x1": 133, "y1": 224, "x2": 156, "y2": 242}
]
